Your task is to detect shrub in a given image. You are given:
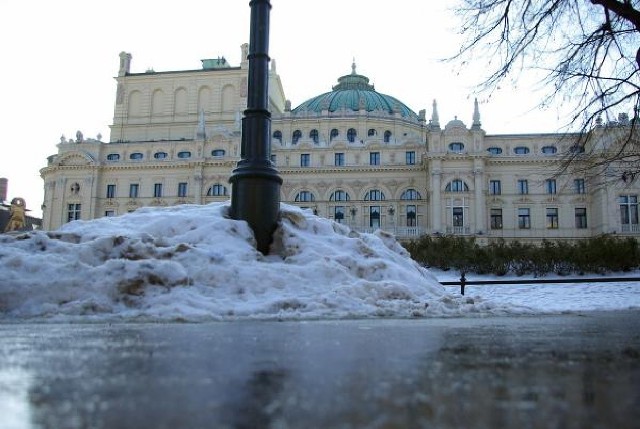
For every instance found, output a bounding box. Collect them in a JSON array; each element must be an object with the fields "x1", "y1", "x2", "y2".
[{"x1": 405, "y1": 235, "x2": 639, "y2": 276}]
